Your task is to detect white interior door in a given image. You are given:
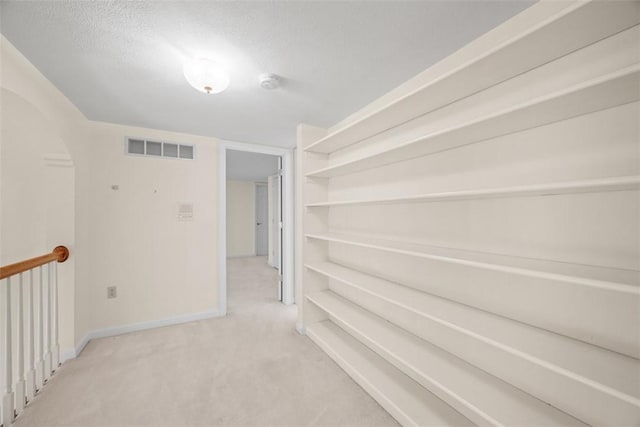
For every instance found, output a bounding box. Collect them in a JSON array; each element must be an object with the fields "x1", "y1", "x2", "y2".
[{"x1": 255, "y1": 183, "x2": 268, "y2": 256}]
